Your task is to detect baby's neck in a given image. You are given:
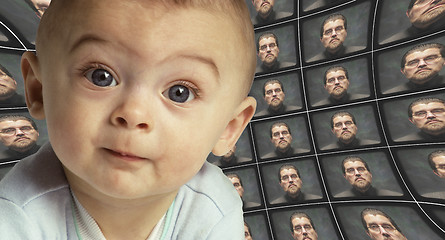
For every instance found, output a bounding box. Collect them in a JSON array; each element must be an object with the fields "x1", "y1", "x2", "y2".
[{"x1": 67, "y1": 172, "x2": 177, "y2": 240}]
